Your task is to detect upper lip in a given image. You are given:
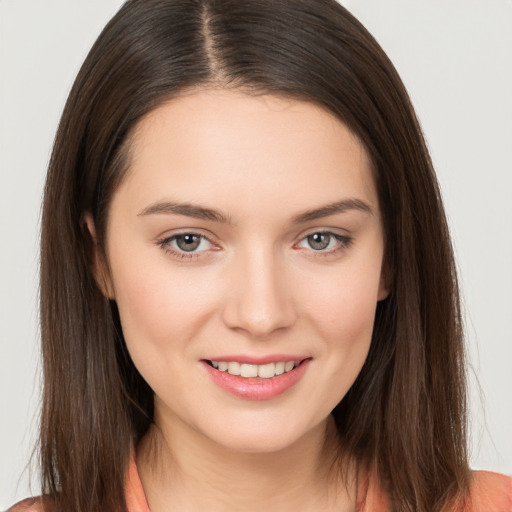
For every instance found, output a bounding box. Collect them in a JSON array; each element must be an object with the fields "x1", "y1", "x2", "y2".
[{"x1": 202, "y1": 354, "x2": 311, "y2": 365}]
